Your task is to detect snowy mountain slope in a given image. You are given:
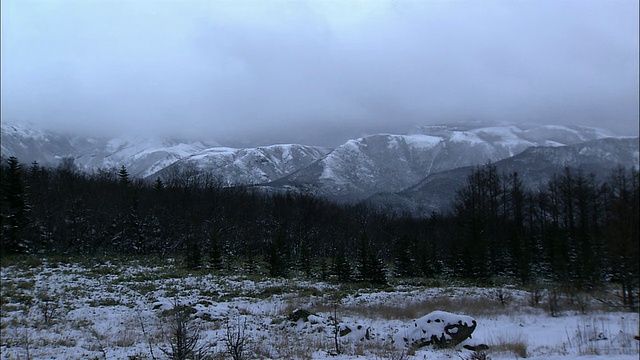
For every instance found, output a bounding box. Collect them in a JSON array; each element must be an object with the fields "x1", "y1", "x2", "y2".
[
  {"x1": 74, "y1": 136, "x2": 217, "y2": 178},
  {"x1": 1, "y1": 121, "x2": 218, "y2": 177},
  {"x1": 2, "y1": 121, "x2": 628, "y2": 198},
  {"x1": 151, "y1": 144, "x2": 332, "y2": 185},
  {"x1": 267, "y1": 124, "x2": 619, "y2": 202},
  {"x1": 417, "y1": 122, "x2": 616, "y2": 147},
  {"x1": 1, "y1": 122, "x2": 101, "y2": 166},
  {"x1": 267, "y1": 134, "x2": 446, "y2": 199},
  {"x1": 369, "y1": 136, "x2": 639, "y2": 215}
]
